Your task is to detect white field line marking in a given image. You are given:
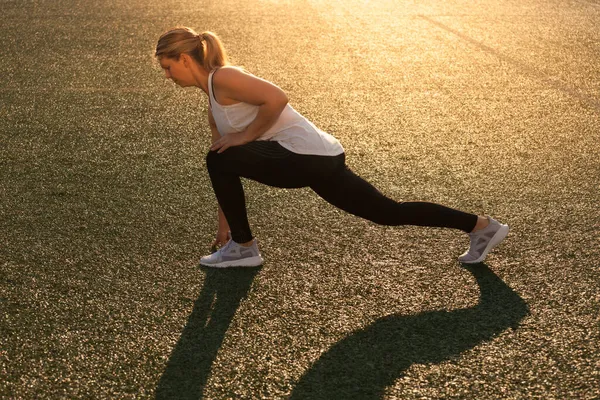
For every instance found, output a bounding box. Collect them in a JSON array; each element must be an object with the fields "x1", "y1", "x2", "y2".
[{"x1": 418, "y1": 14, "x2": 600, "y2": 113}]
